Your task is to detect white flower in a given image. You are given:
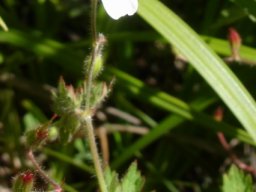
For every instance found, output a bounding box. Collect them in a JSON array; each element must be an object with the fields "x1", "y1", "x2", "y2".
[{"x1": 101, "y1": 0, "x2": 138, "y2": 20}]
